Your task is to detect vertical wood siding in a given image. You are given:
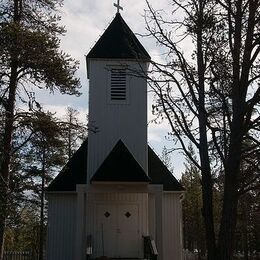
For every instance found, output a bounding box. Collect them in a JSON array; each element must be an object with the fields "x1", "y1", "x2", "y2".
[
  {"x1": 46, "y1": 194, "x2": 76, "y2": 260},
  {"x1": 162, "y1": 193, "x2": 183, "y2": 260},
  {"x1": 148, "y1": 193, "x2": 156, "y2": 239},
  {"x1": 87, "y1": 60, "x2": 149, "y2": 182}
]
